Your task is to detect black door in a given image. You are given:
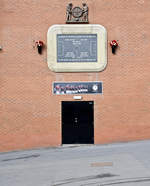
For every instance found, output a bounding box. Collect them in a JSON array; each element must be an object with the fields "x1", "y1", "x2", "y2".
[{"x1": 62, "y1": 101, "x2": 94, "y2": 144}]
